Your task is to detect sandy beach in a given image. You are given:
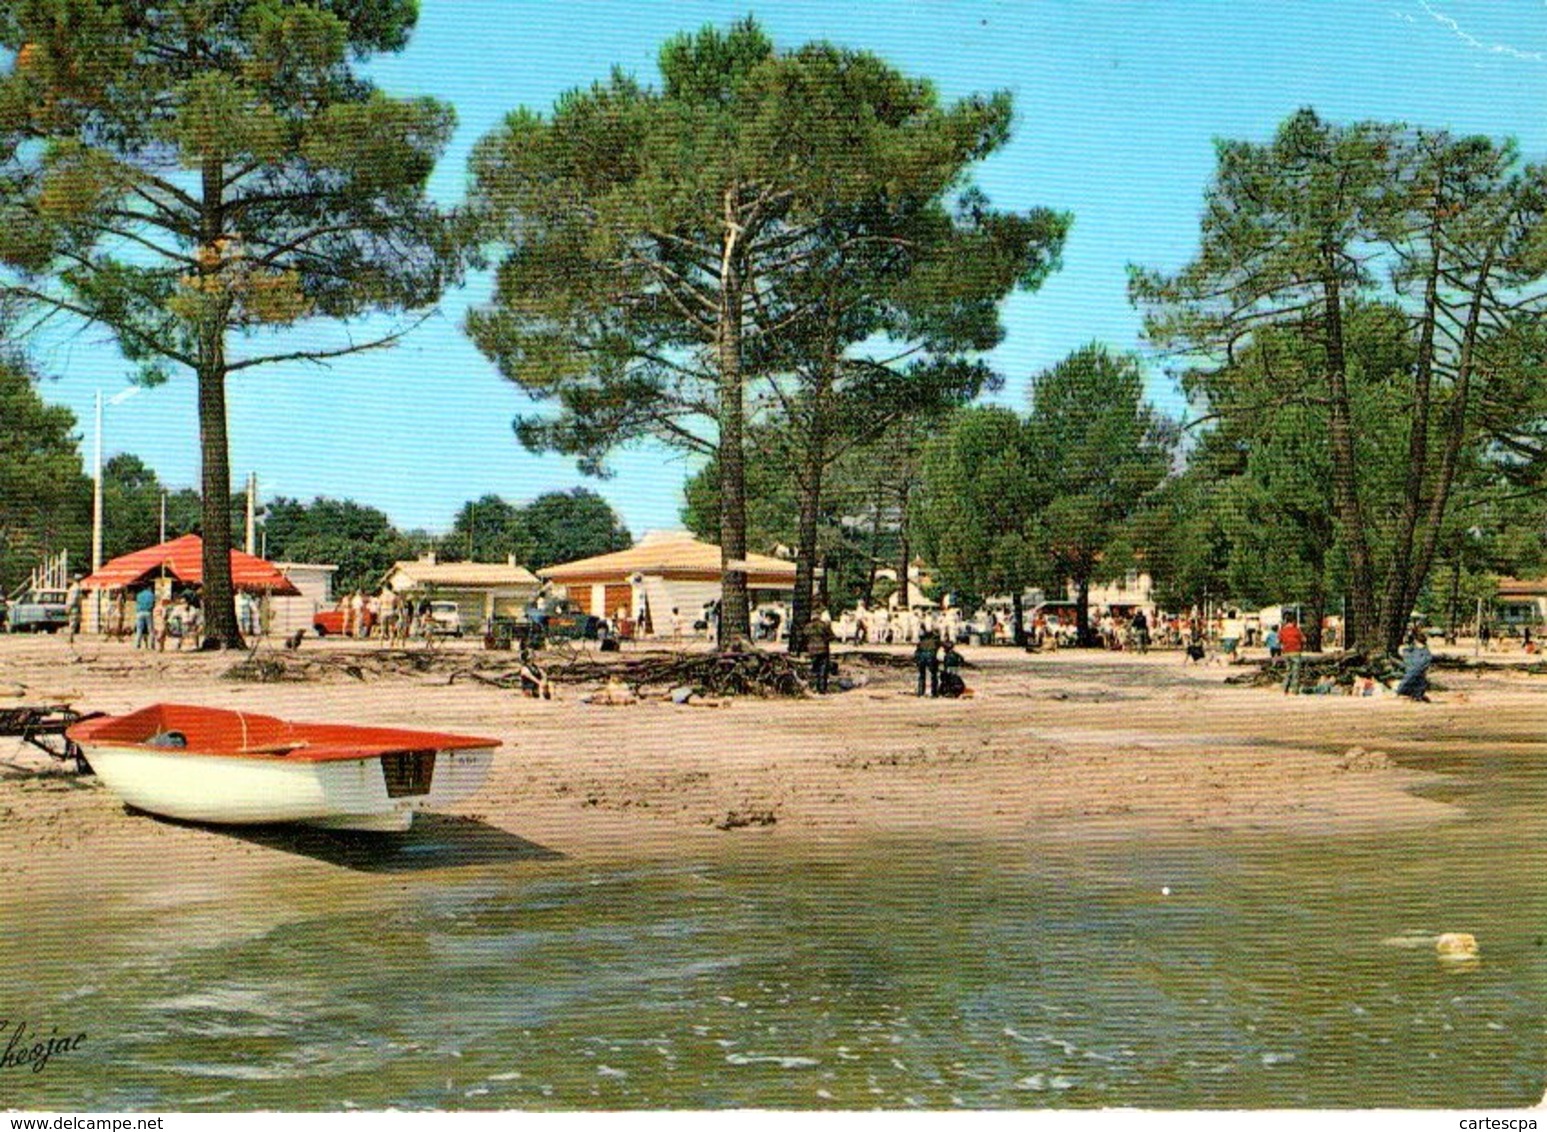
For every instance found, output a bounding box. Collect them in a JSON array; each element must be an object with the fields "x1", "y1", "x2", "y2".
[{"x1": 3, "y1": 634, "x2": 1541, "y2": 899}]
